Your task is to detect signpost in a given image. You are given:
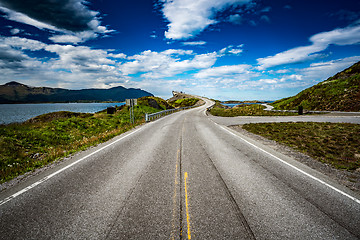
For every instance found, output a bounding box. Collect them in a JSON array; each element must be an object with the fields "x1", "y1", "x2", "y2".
[{"x1": 126, "y1": 99, "x2": 137, "y2": 124}]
